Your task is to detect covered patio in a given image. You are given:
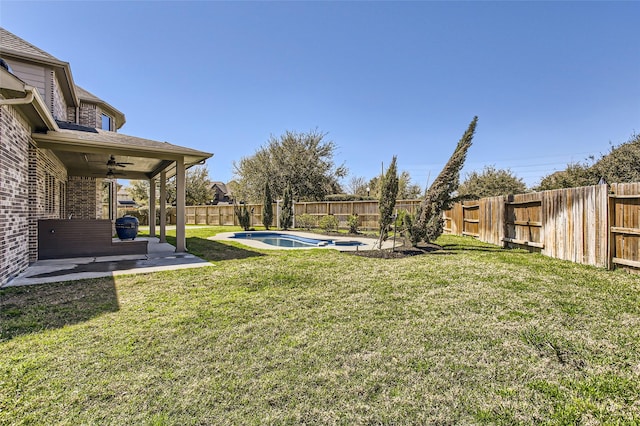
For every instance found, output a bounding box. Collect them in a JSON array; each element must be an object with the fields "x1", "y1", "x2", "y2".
[{"x1": 33, "y1": 125, "x2": 213, "y2": 254}]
